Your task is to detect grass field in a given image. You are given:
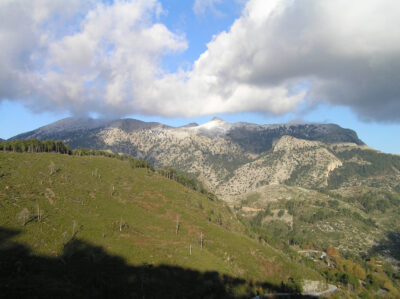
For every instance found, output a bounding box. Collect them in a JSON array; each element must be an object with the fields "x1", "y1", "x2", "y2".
[{"x1": 0, "y1": 151, "x2": 320, "y2": 298}]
